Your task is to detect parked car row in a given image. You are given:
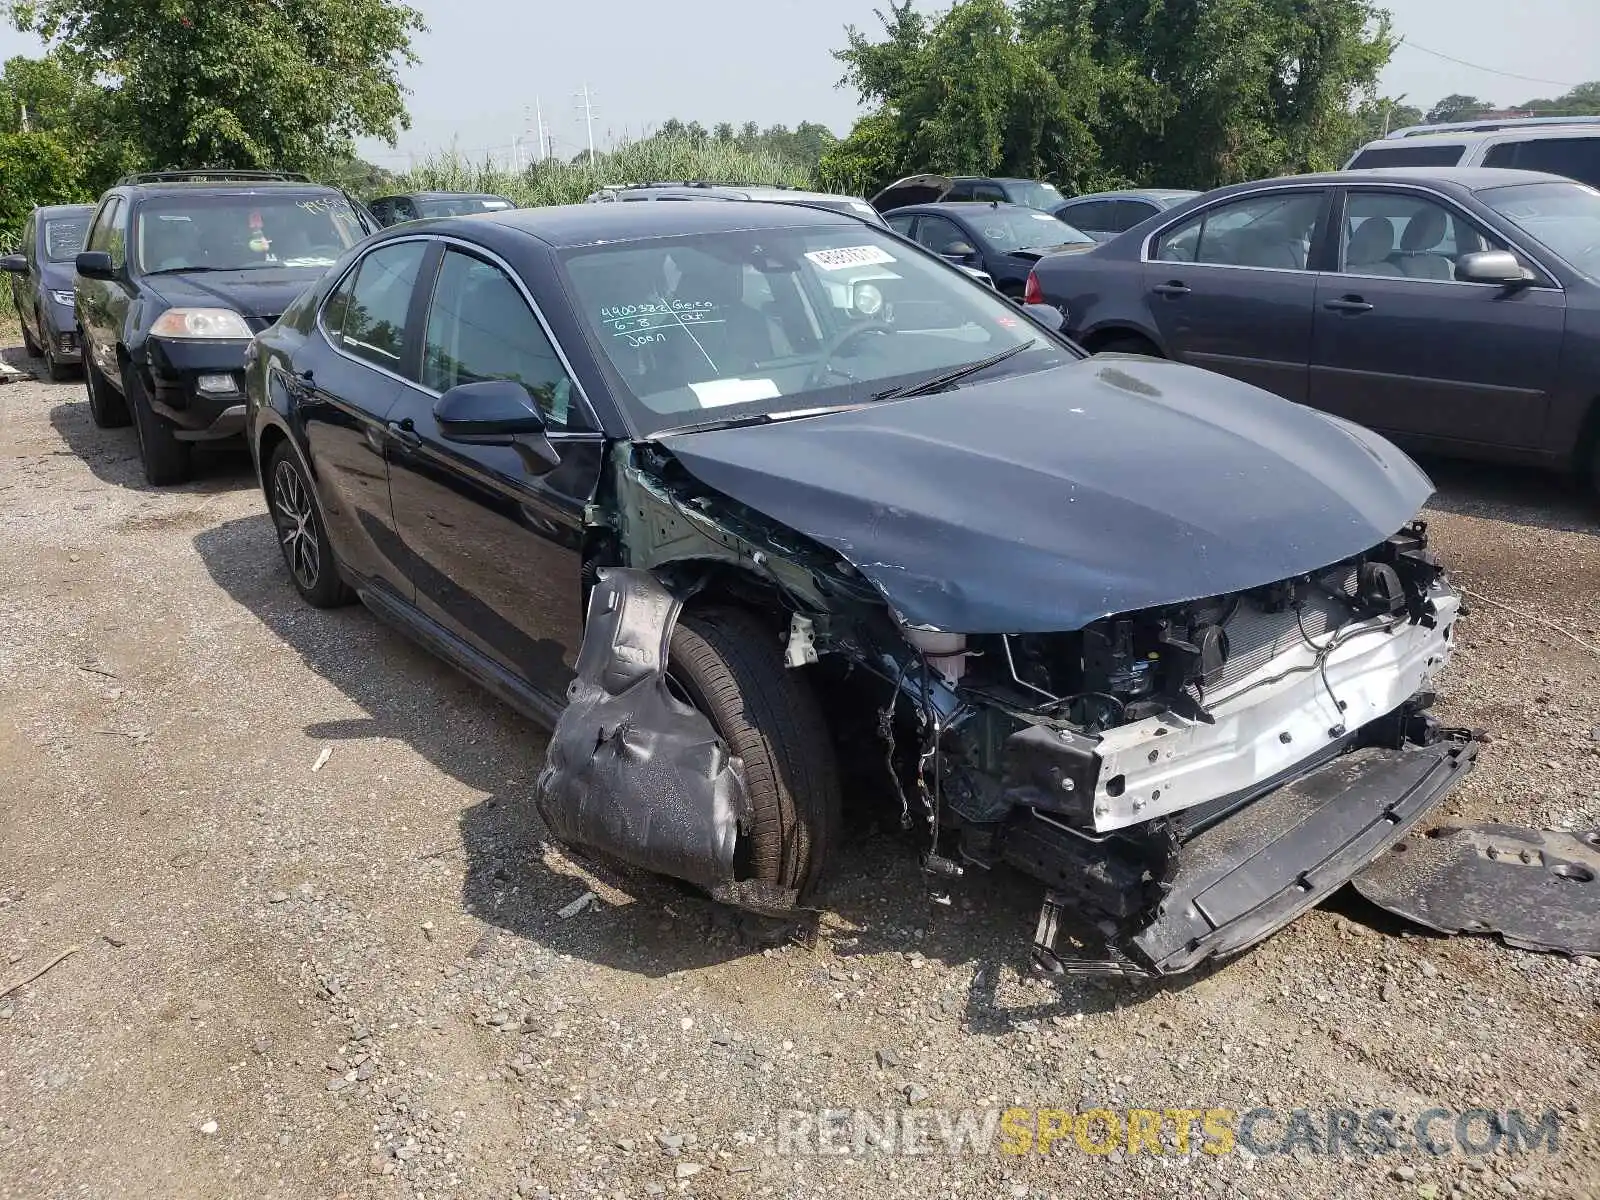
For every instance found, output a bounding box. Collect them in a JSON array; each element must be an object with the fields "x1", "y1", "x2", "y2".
[{"x1": 1026, "y1": 164, "x2": 1600, "y2": 485}]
